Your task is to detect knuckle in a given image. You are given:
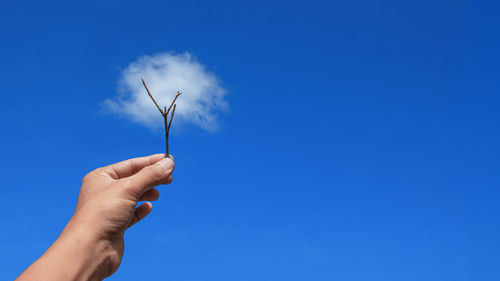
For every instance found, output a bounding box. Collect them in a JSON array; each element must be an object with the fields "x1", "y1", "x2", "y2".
[
  {"x1": 144, "y1": 165, "x2": 166, "y2": 181},
  {"x1": 119, "y1": 178, "x2": 141, "y2": 197},
  {"x1": 82, "y1": 167, "x2": 107, "y2": 183},
  {"x1": 81, "y1": 170, "x2": 95, "y2": 184},
  {"x1": 121, "y1": 178, "x2": 134, "y2": 190}
]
